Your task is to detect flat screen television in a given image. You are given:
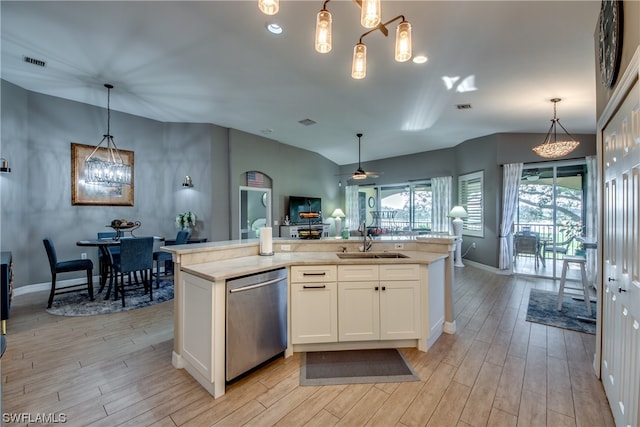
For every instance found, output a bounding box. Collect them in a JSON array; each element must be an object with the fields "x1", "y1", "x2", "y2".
[{"x1": 288, "y1": 196, "x2": 322, "y2": 224}]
